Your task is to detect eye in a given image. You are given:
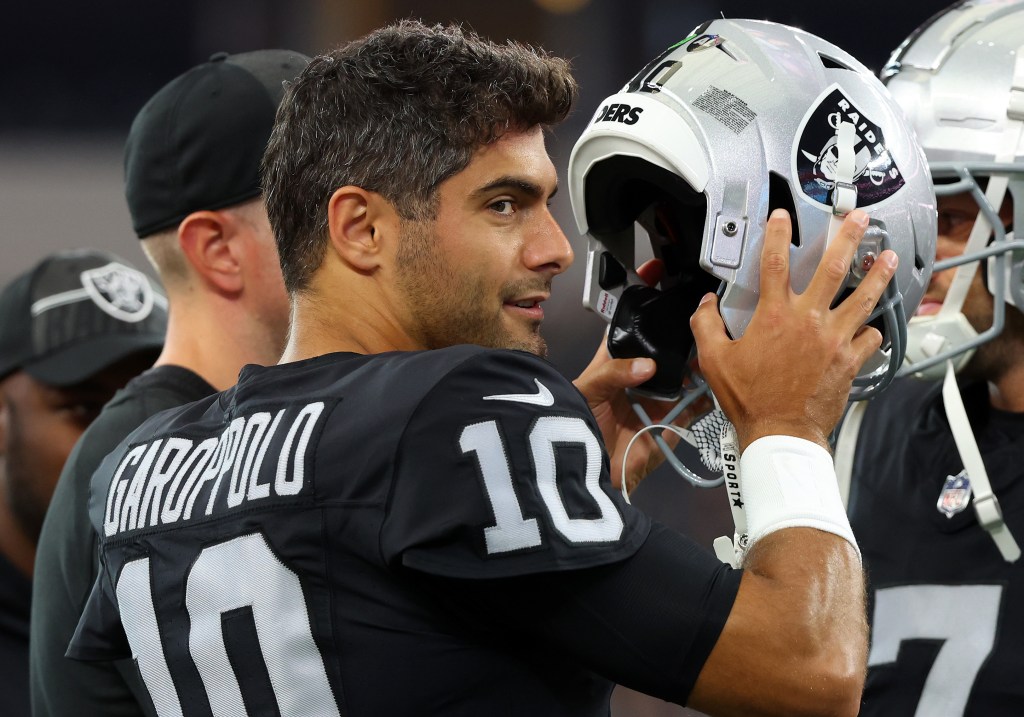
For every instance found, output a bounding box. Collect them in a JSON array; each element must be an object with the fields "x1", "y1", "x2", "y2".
[
  {"x1": 937, "y1": 209, "x2": 976, "y2": 240},
  {"x1": 489, "y1": 199, "x2": 515, "y2": 216},
  {"x1": 59, "y1": 401, "x2": 104, "y2": 424}
]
